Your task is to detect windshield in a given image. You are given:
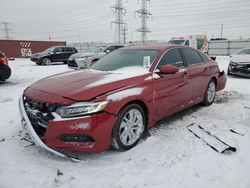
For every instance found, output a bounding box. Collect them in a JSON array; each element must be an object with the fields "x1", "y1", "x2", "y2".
[
  {"x1": 237, "y1": 48, "x2": 250, "y2": 55},
  {"x1": 90, "y1": 49, "x2": 159, "y2": 71},
  {"x1": 43, "y1": 47, "x2": 55, "y2": 53}
]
